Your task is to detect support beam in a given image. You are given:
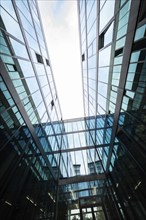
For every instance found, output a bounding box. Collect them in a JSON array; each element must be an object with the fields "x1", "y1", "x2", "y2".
[
  {"x1": 59, "y1": 186, "x2": 104, "y2": 195},
  {"x1": 24, "y1": 143, "x2": 117, "y2": 158},
  {"x1": 58, "y1": 173, "x2": 105, "y2": 185},
  {"x1": 47, "y1": 126, "x2": 113, "y2": 136}
]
